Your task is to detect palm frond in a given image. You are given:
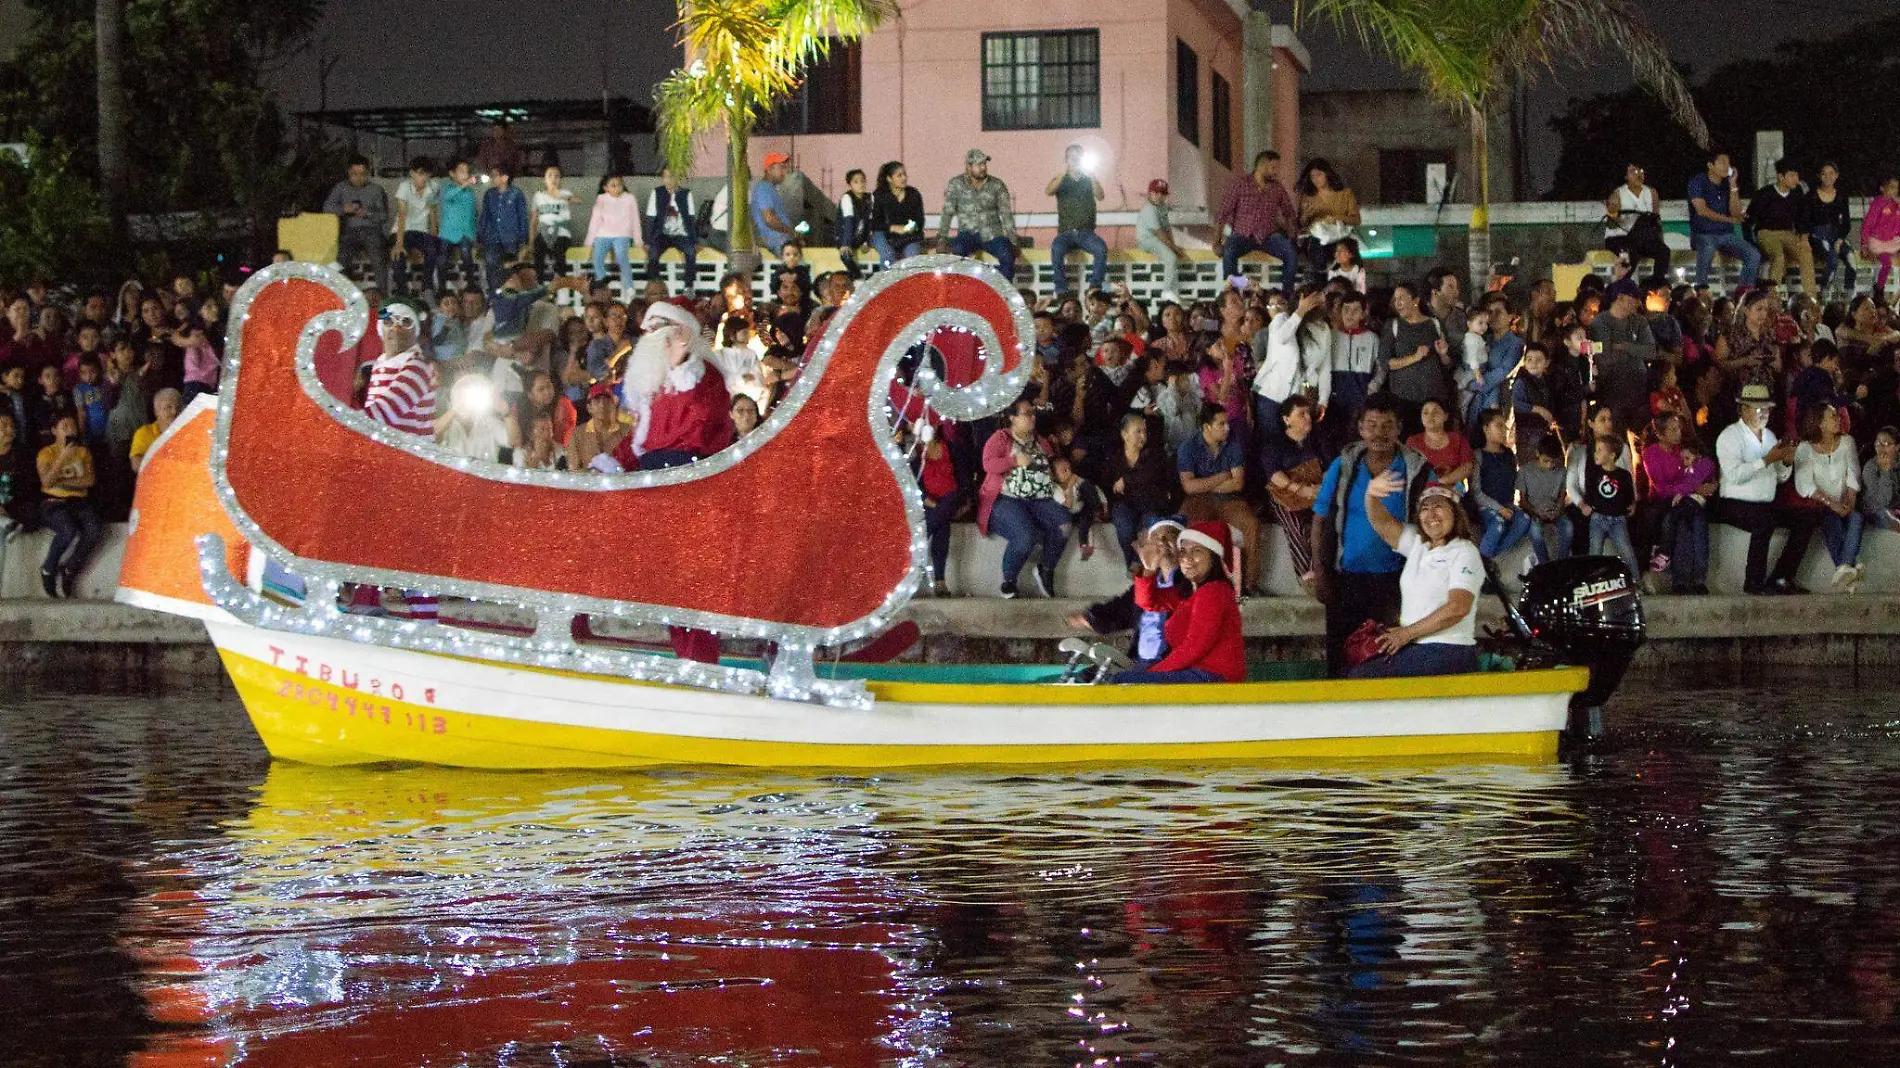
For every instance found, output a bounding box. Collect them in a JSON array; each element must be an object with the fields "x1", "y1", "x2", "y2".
[{"x1": 1517, "y1": 0, "x2": 1710, "y2": 148}]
